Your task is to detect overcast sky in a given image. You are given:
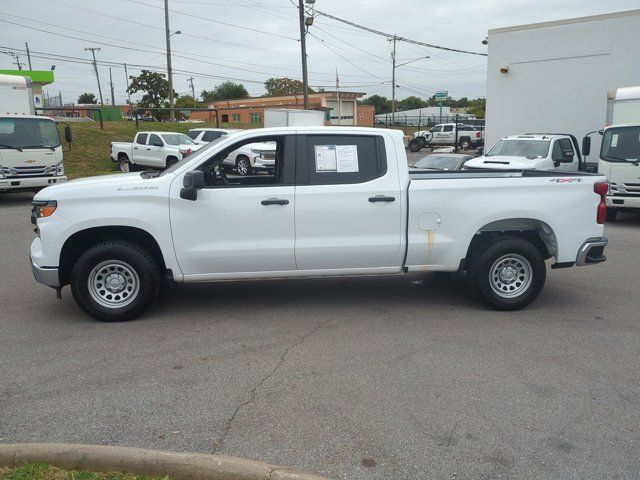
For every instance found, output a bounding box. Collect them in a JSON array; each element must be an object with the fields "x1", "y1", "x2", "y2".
[{"x1": 0, "y1": 0, "x2": 638, "y2": 105}]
